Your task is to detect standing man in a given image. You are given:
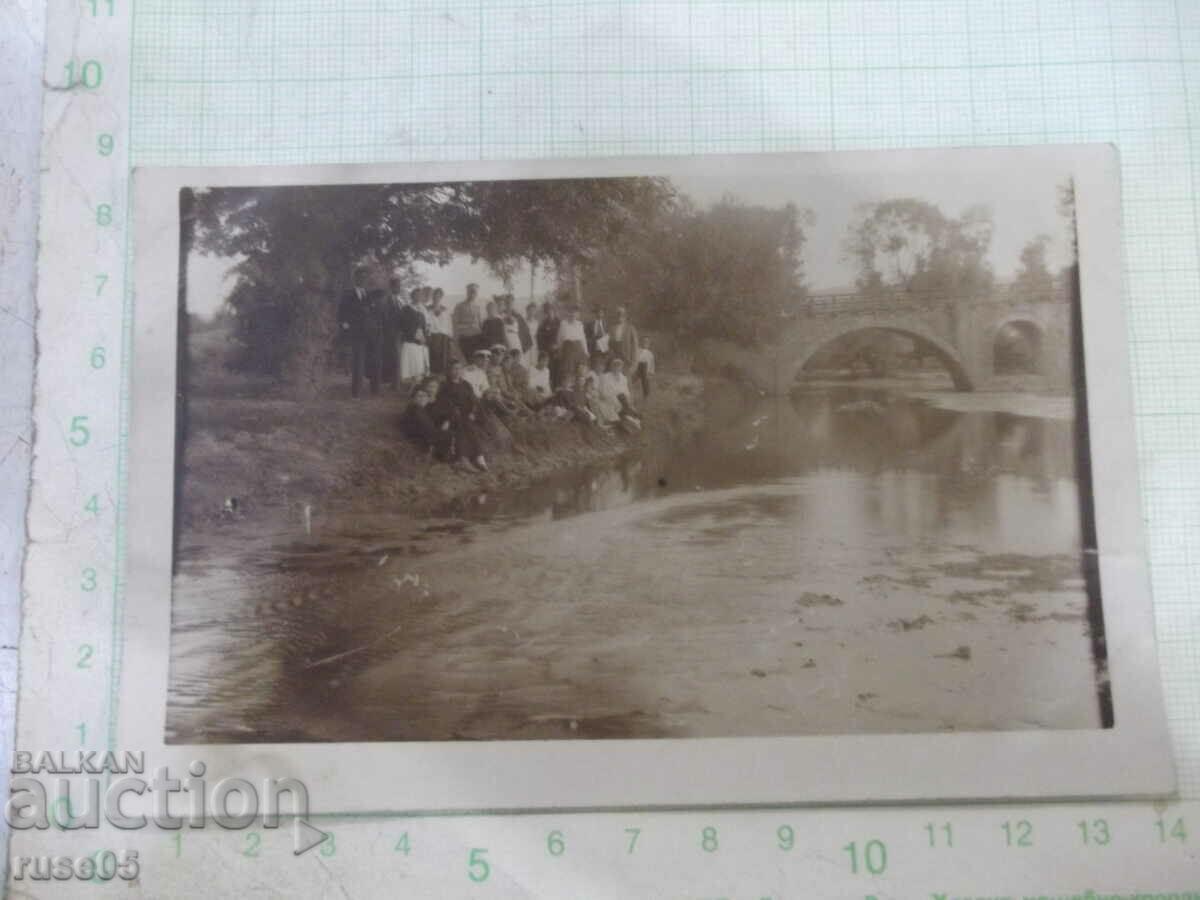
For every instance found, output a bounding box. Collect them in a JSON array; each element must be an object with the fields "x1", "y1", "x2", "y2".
[
  {"x1": 452, "y1": 283, "x2": 484, "y2": 361},
  {"x1": 426, "y1": 287, "x2": 453, "y2": 375},
  {"x1": 555, "y1": 305, "x2": 589, "y2": 382},
  {"x1": 382, "y1": 276, "x2": 408, "y2": 388},
  {"x1": 536, "y1": 300, "x2": 562, "y2": 388},
  {"x1": 634, "y1": 335, "x2": 654, "y2": 398},
  {"x1": 609, "y1": 305, "x2": 640, "y2": 367},
  {"x1": 337, "y1": 267, "x2": 383, "y2": 397},
  {"x1": 584, "y1": 304, "x2": 609, "y2": 359}
]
